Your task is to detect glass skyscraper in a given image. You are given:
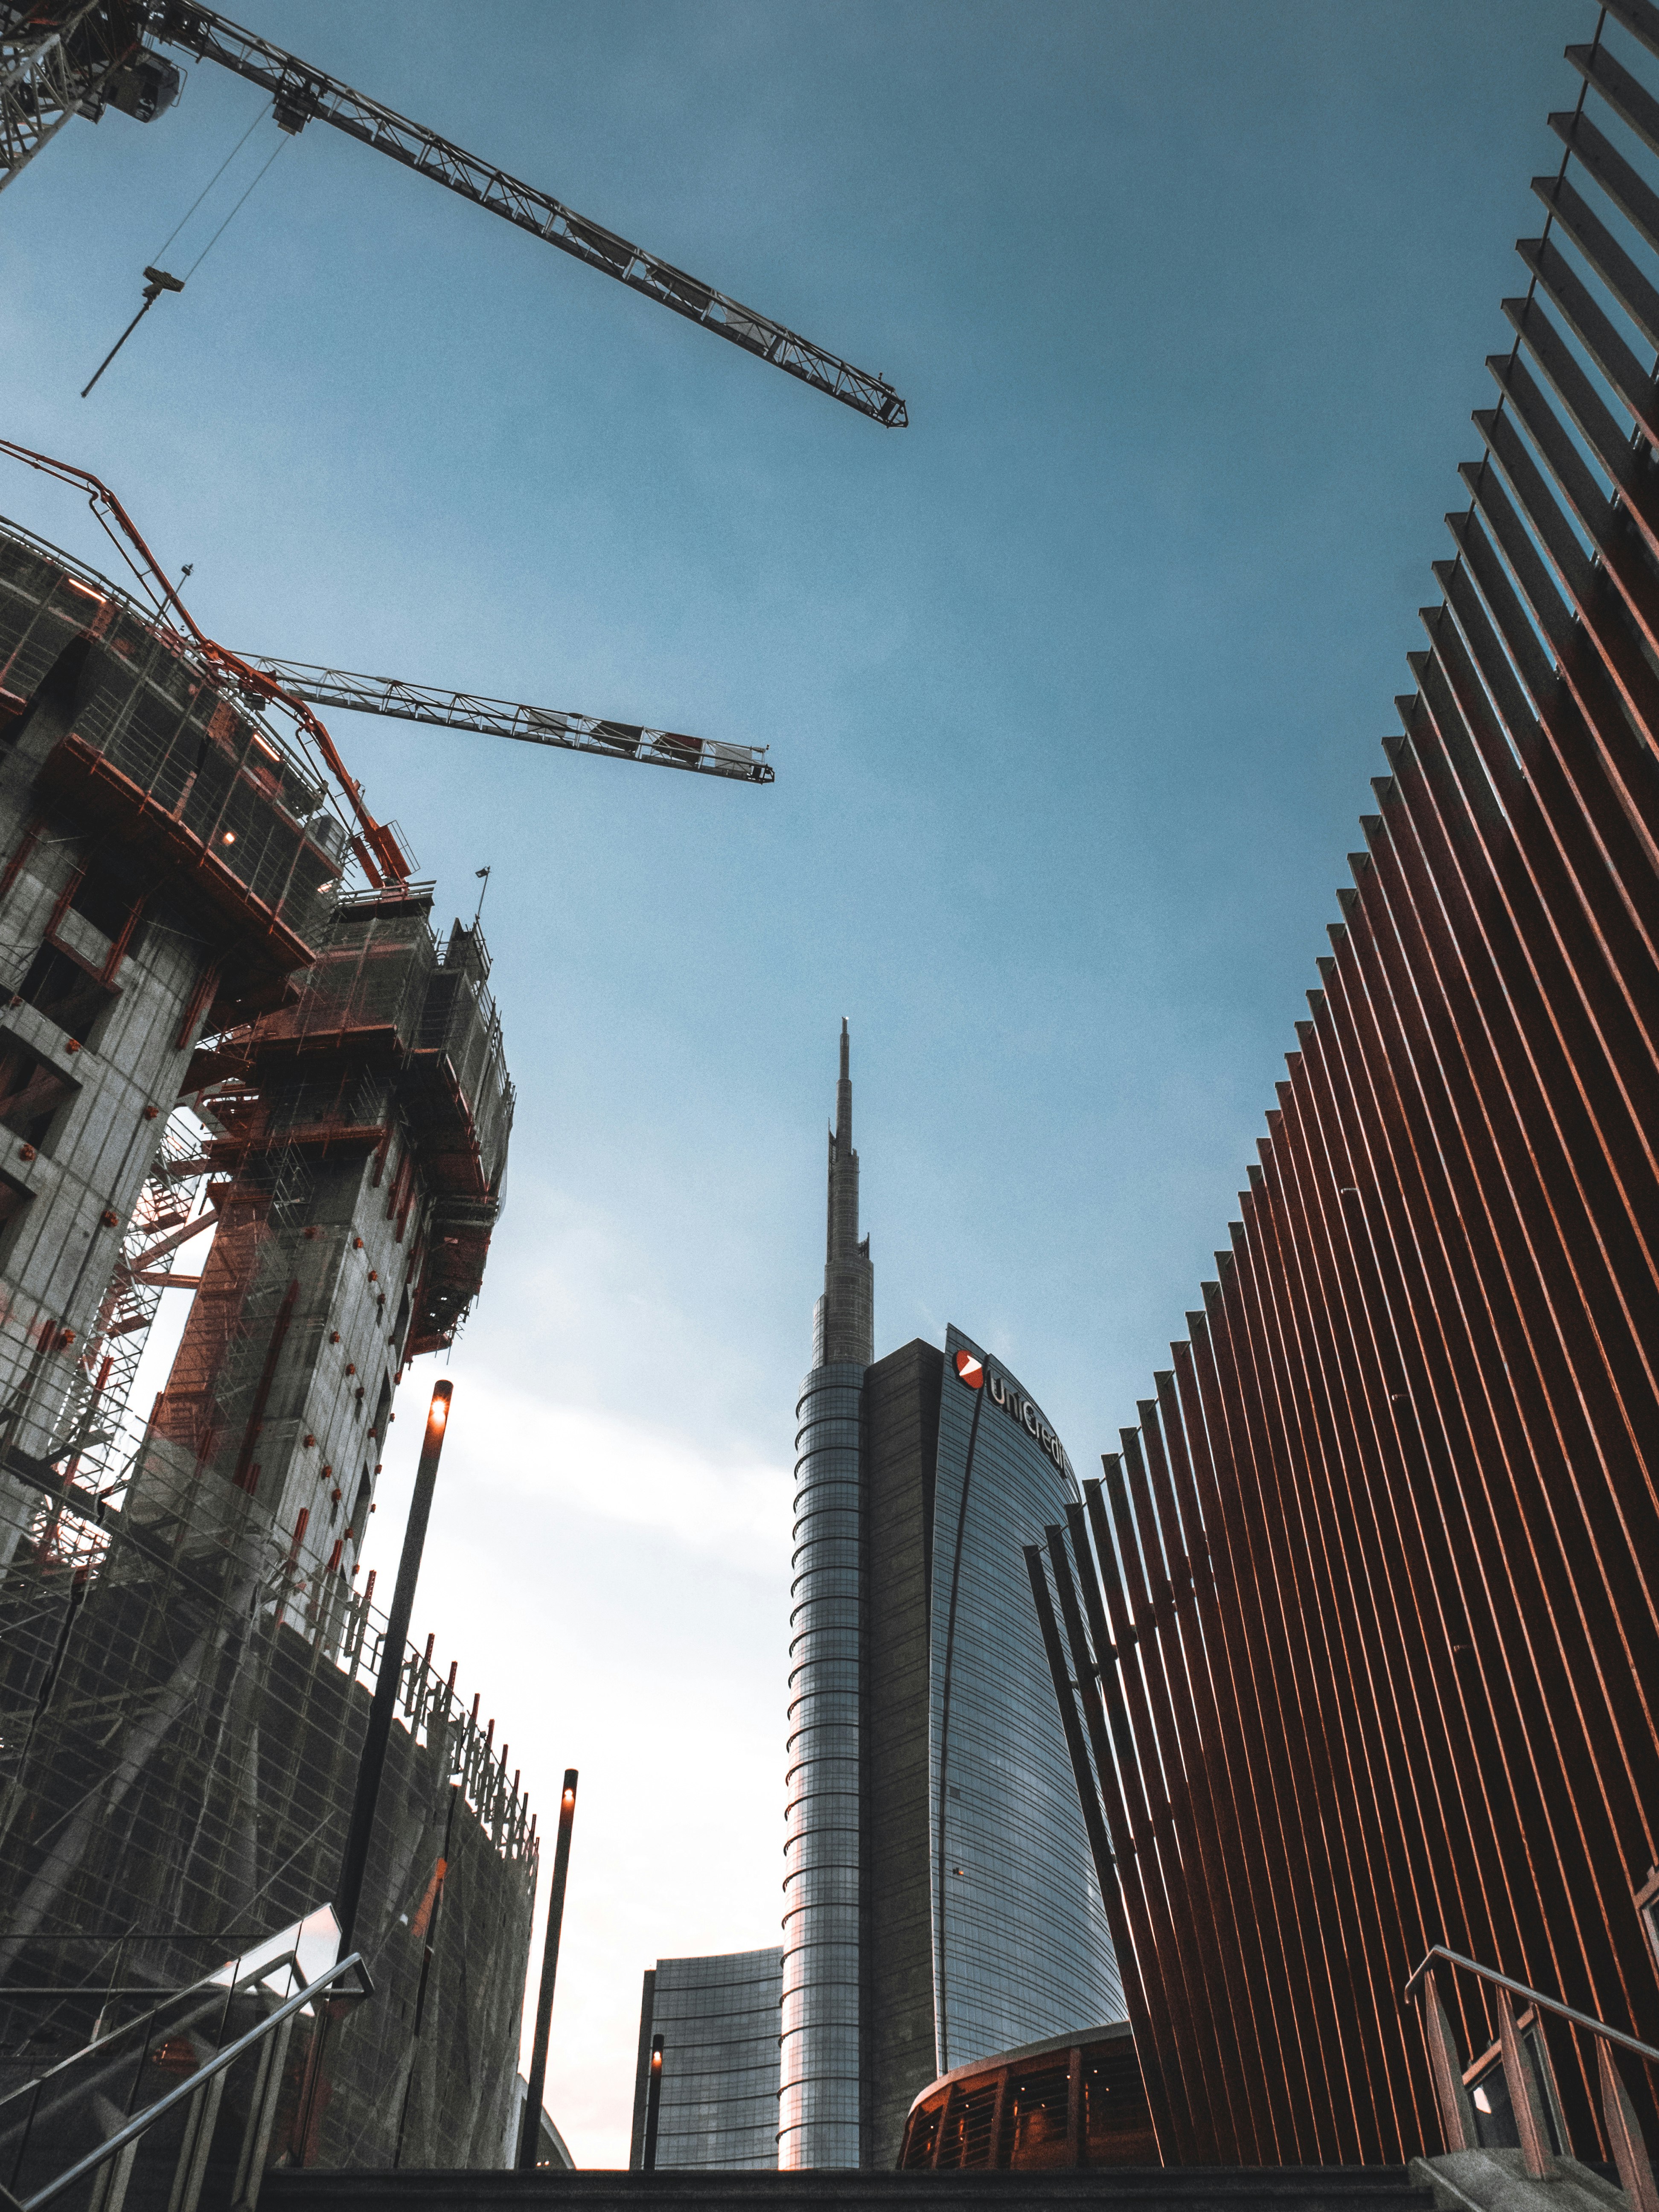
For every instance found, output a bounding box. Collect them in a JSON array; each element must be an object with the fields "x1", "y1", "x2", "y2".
[
  {"x1": 629, "y1": 1947, "x2": 783, "y2": 2170},
  {"x1": 780, "y1": 1027, "x2": 1121, "y2": 2171}
]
